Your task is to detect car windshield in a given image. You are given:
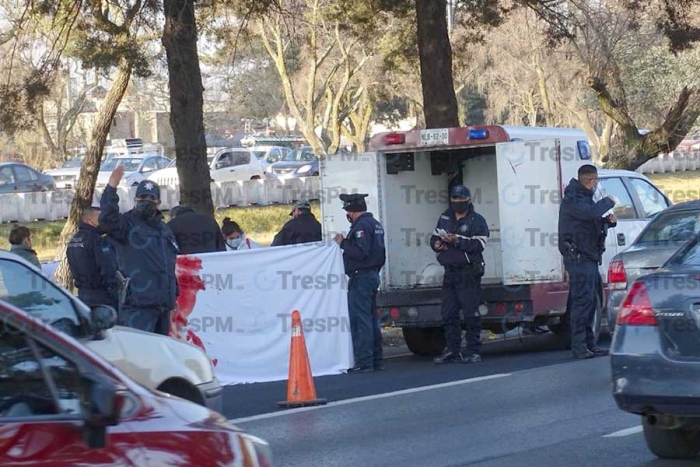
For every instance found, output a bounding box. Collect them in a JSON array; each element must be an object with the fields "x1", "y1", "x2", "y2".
[
  {"x1": 283, "y1": 148, "x2": 317, "y2": 162},
  {"x1": 62, "y1": 157, "x2": 82, "y2": 168},
  {"x1": 100, "y1": 158, "x2": 142, "y2": 172},
  {"x1": 636, "y1": 210, "x2": 700, "y2": 244},
  {"x1": 0, "y1": 258, "x2": 82, "y2": 337}
]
